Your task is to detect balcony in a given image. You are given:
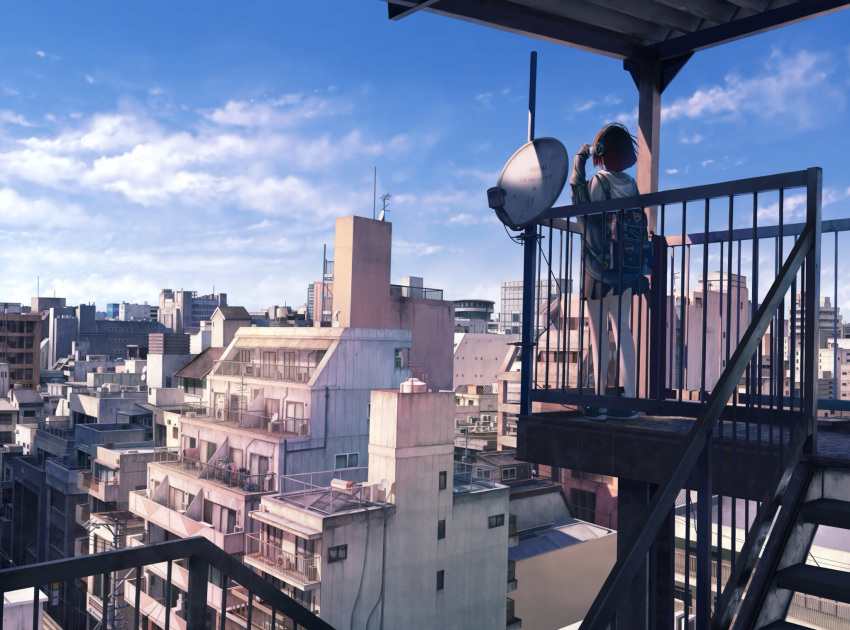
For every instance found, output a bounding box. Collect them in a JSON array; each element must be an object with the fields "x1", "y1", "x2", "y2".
[
  {"x1": 80, "y1": 471, "x2": 120, "y2": 503},
  {"x1": 152, "y1": 447, "x2": 277, "y2": 494},
  {"x1": 506, "y1": 596, "x2": 522, "y2": 630},
  {"x1": 507, "y1": 559, "x2": 517, "y2": 593},
  {"x1": 243, "y1": 532, "x2": 321, "y2": 590},
  {"x1": 129, "y1": 490, "x2": 245, "y2": 555},
  {"x1": 180, "y1": 402, "x2": 309, "y2": 439},
  {"x1": 75, "y1": 502, "x2": 91, "y2": 527},
  {"x1": 213, "y1": 360, "x2": 316, "y2": 384}
]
